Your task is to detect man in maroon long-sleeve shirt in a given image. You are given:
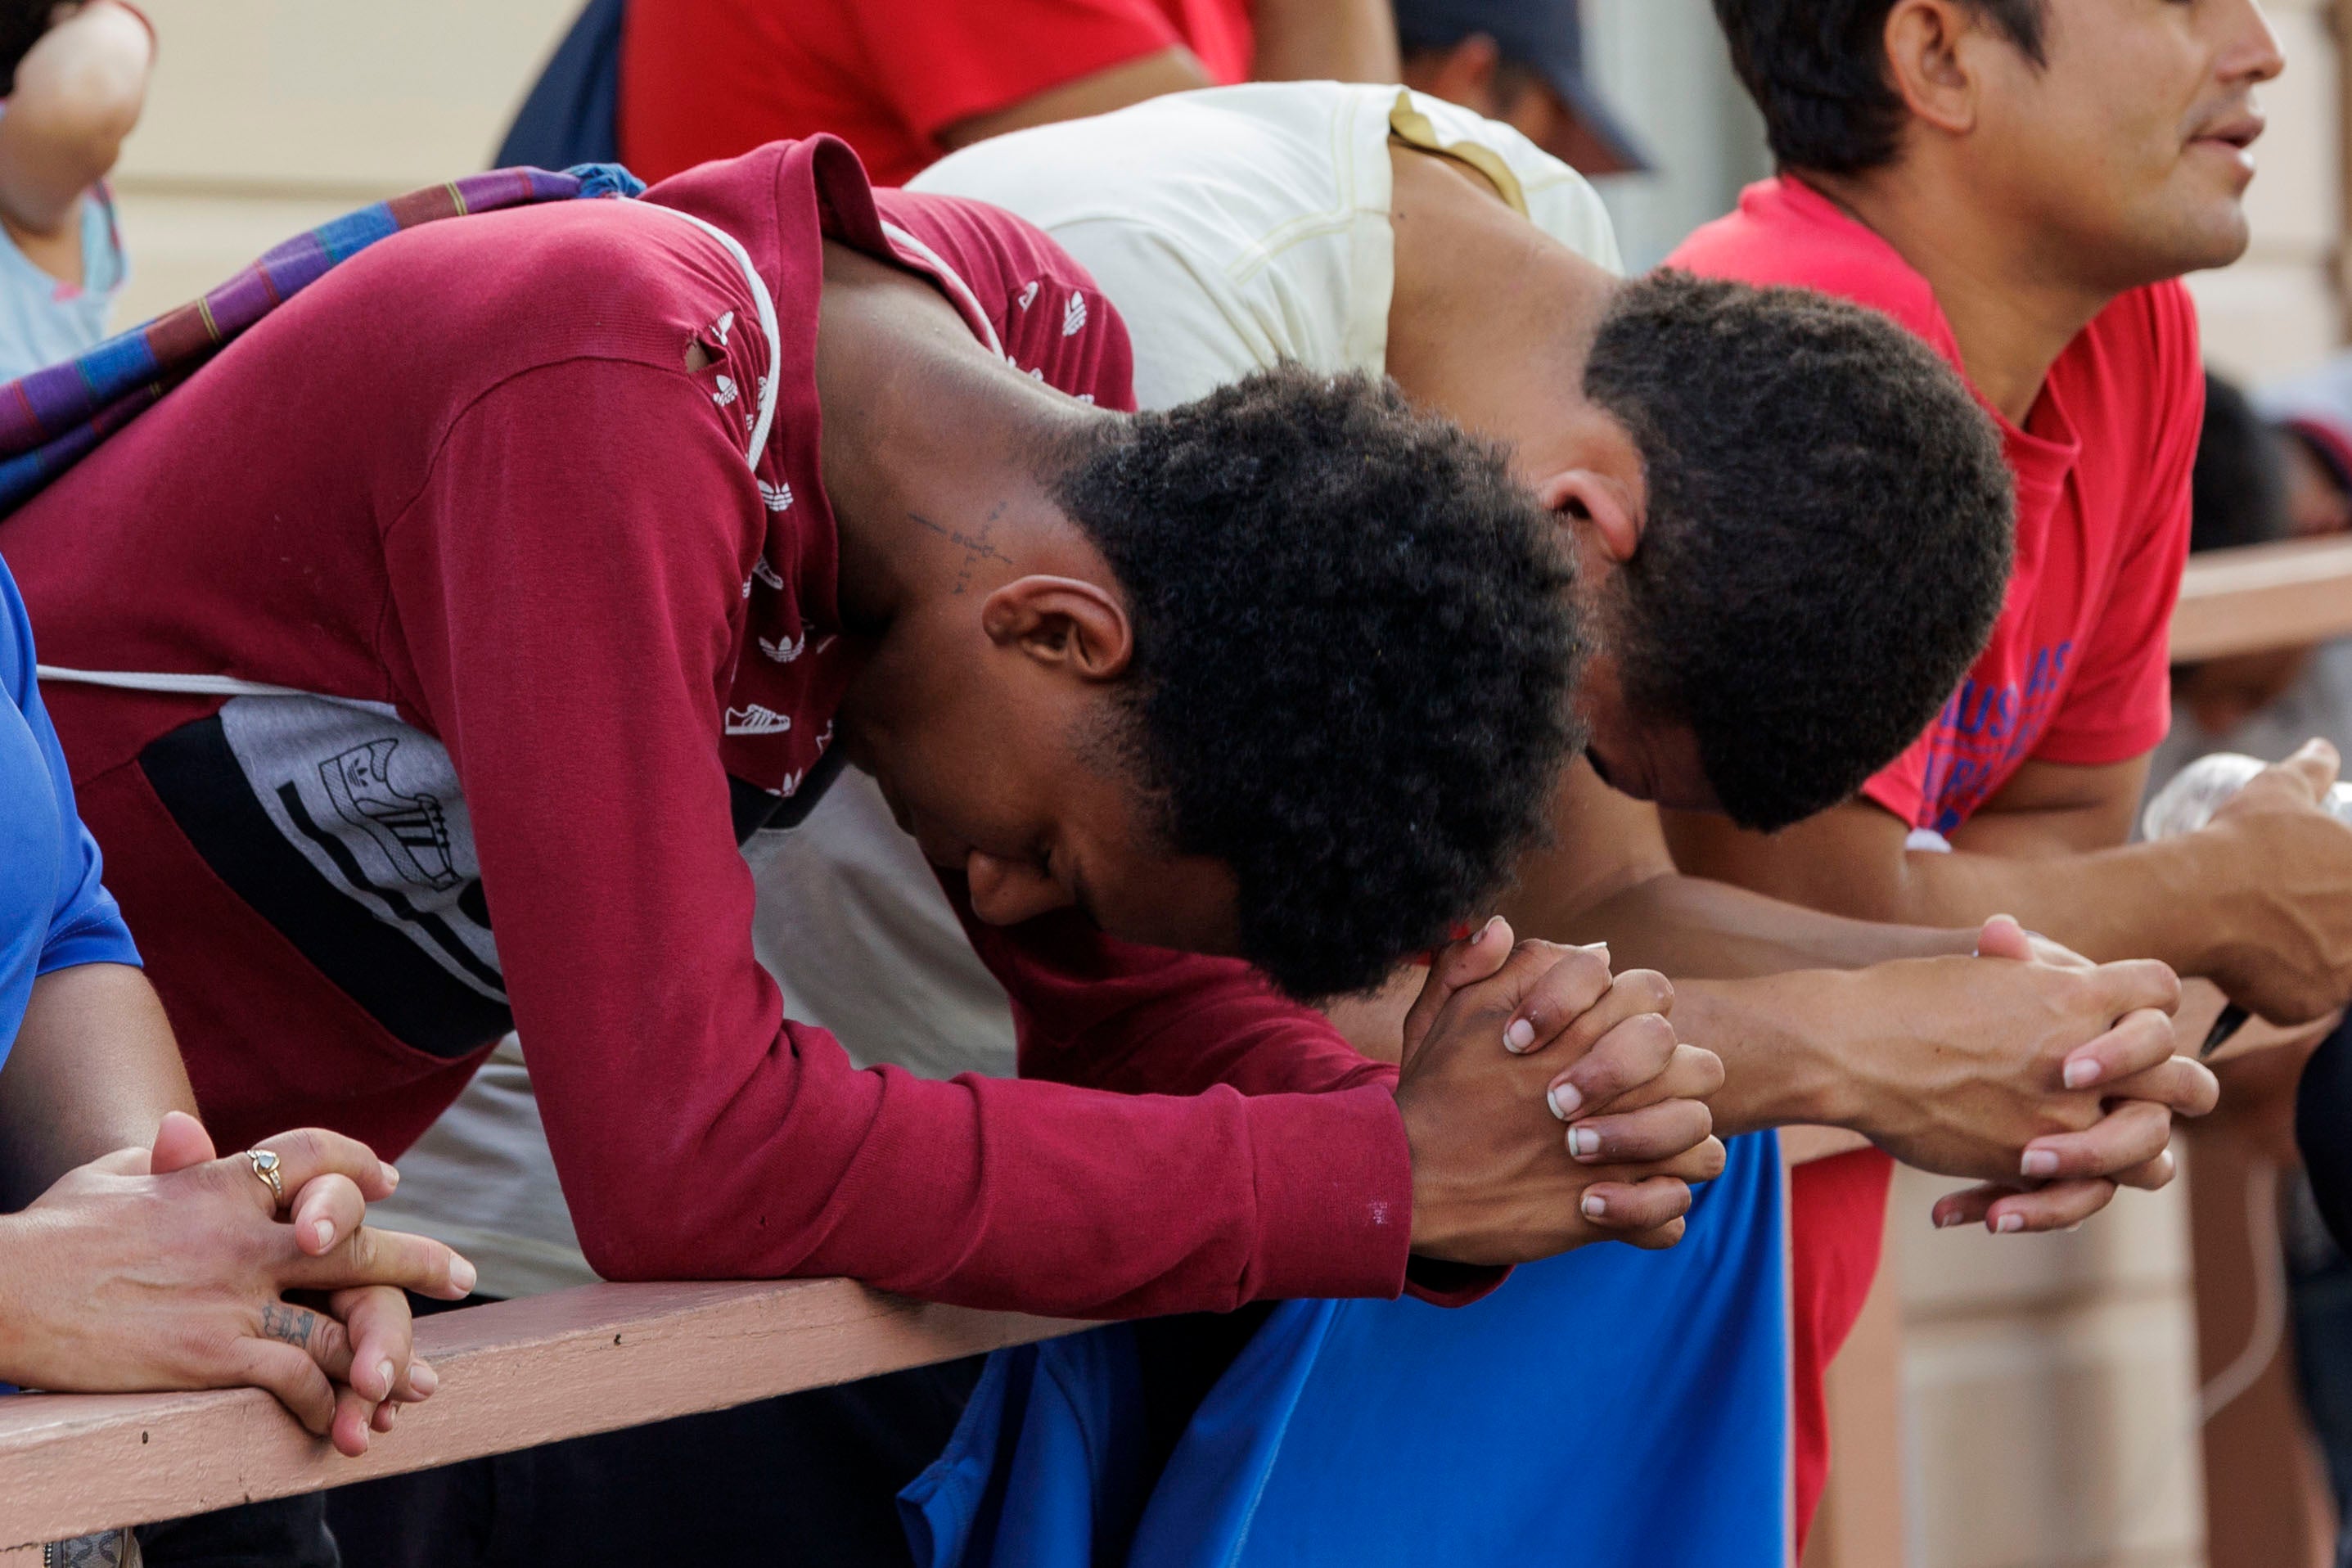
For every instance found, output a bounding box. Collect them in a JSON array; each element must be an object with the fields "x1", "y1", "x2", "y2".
[{"x1": 2, "y1": 138, "x2": 1723, "y2": 1328}]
